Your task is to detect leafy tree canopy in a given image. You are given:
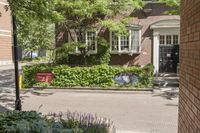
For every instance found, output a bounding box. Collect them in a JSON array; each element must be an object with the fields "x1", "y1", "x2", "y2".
[
  {"x1": 8, "y1": 0, "x2": 144, "y2": 64},
  {"x1": 159, "y1": 0, "x2": 180, "y2": 15},
  {"x1": 6, "y1": 0, "x2": 56, "y2": 52}
]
